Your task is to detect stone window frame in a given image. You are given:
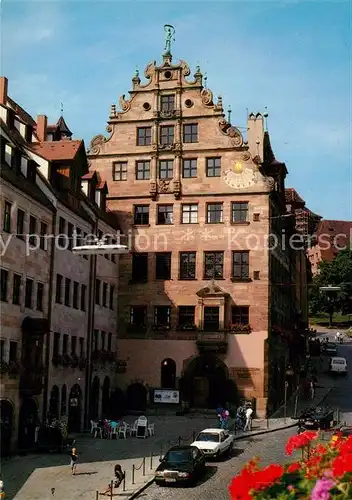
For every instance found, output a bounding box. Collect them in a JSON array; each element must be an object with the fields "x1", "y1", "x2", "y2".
[
  {"x1": 29, "y1": 214, "x2": 37, "y2": 245},
  {"x1": 154, "y1": 305, "x2": 171, "y2": 326},
  {"x1": 16, "y1": 207, "x2": 25, "y2": 240},
  {"x1": 72, "y1": 281, "x2": 79, "y2": 309},
  {"x1": 36, "y1": 281, "x2": 44, "y2": 311},
  {"x1": 232, "y1": 251, "x2": 250, "y2": 281},
  {"x1": 181, "y1": 203, "x2": 198, "y2": 224},
  {"x1": 136, "y1": 127, "x2": 152, "y2": 146},
  {"x1": 130, "y1": 305, "x2": 147, "y2": 325},
  {"x1": 203, "y1": 306, "x2": 220, "y2": 331},
  {"x1": 178, "y1": 305, "x2": 196, "y2": 327},
  {"x1": 158, "y1": 160, "x2": 174, "y2": 179},
  {"x1": 160, "y1": 125, "x2": 174, "y2": 146},
  {"x1": 231, "y1": 305, "x2": 250, "y2": 325},
  {"x1": 3, "y1": 200, "x2": 12, "y2": 233},
  {"x1": 0, "y1": 268, "x2": 9, "y2": 302},
  {"x1": 231, "y1": 202, "x2": 249, "y2": 223},
  {"x1": 183, "y1": 124, "x2": 198, "y2": 143},
  {"x1": 134, "y1": 205, "x2": 150, "y2": 225},
  {"x1": 131, "y1": 253, "x2": 149, "y2": 283},
  {"x1": 157, "y1": 204, "x2": 173, "y2": 225},
  {"x1": 12, "y1": 273, "x2": 21, "y2": 305},
  {"x1": 182, "y1": 158, "x2": 197, "y2": 178},
  {"x1": 24, "y1": 277, "x2": 33, "y2": 309},
  {"x1": 203, "y1": 251, "x2": 224, "y2": 280},
  {"x1": 206, "y1": 157, "x2": 221, "y2": 177},
  {"x1": 160, "y1": 94, "x2": 175, "y2": 112},
  {"x1": 135, "y1": 160, "x2": 151, "y2": 180},
  {"x1": 179, "y1": 251, "x2": 196, "y2": 280},
  {"x1": 206, "y1": 202, "x2": 223, "y2": 224},
  {"x1": 112, "y1": 161, "x2": 128, "y2": 181},
  {"x1": 155, "y1": 252, "x2": 172, "y2": 280}
]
